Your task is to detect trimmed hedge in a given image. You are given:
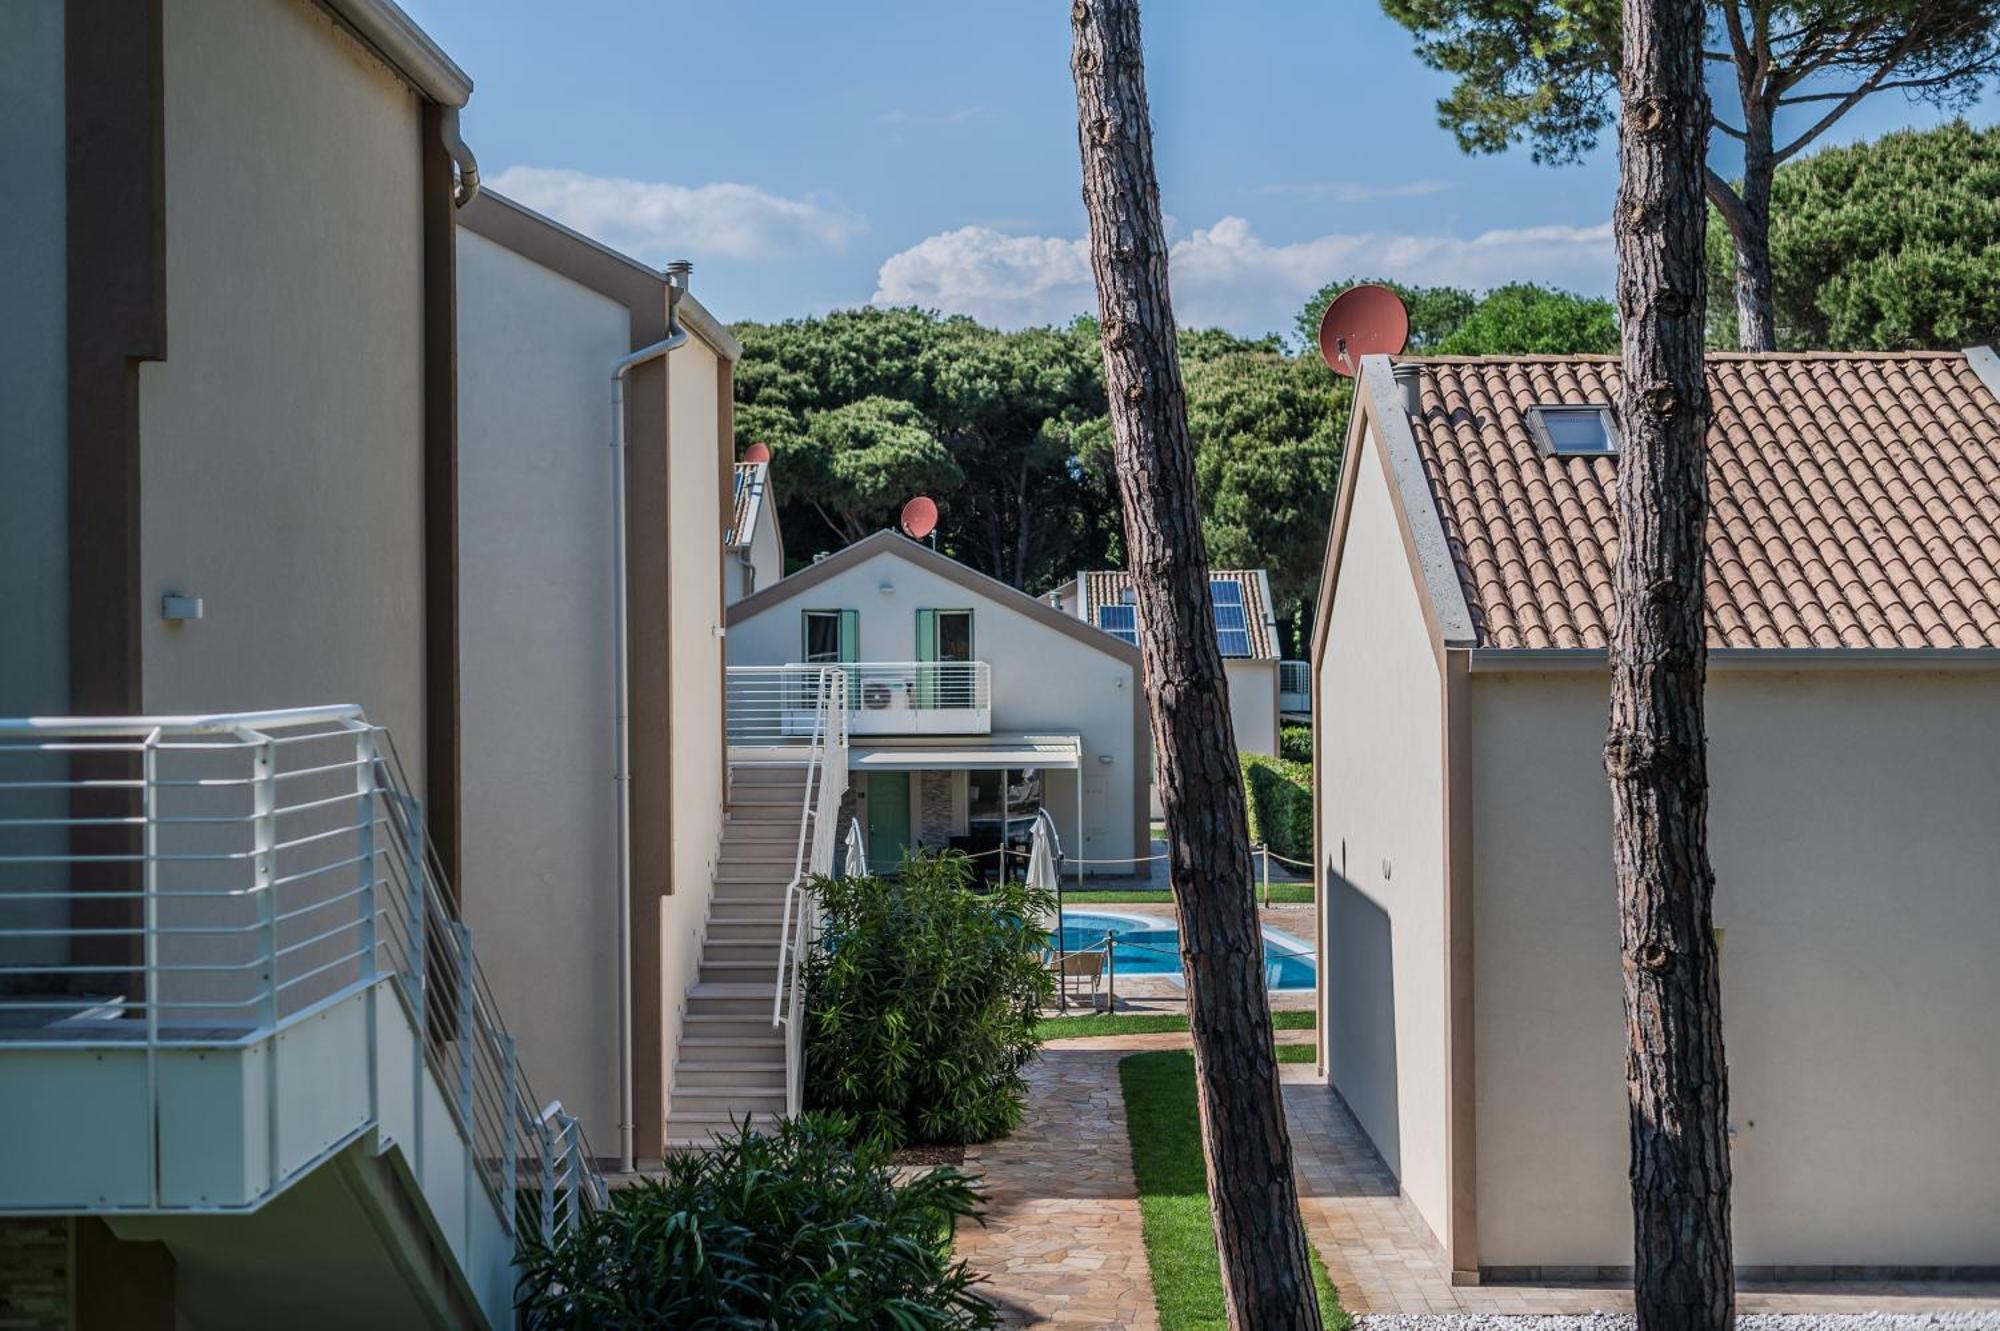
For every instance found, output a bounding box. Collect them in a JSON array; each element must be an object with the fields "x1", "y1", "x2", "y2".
[
  {"x1": 1279, "y1": 723, "x2": 1313, "y2": 764},
  {"x1": 1240, "y1": 752, "x2": 1313, "y2": 865}
]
